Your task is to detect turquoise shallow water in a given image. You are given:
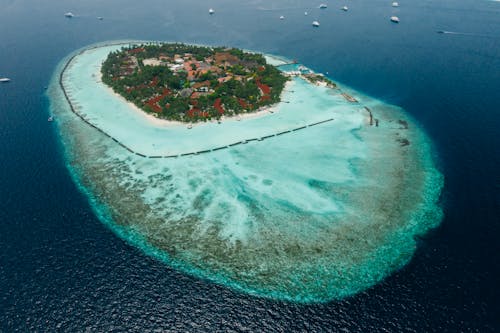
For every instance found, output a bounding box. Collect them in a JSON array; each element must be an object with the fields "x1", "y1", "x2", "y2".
[{"x1": 50, "y1": 42, "x2": 443, "y2": 303}]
